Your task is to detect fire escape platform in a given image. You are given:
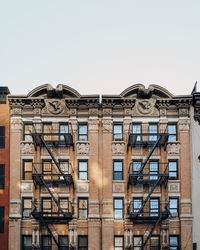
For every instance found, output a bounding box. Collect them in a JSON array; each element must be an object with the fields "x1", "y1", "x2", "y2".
[
  {"x1": 32, "y1": 173, "x2": 73, "y2": 186},
  {"x1": 32, "y1": 212, "x2": 73, "y2": 224},
  {"x1": 129, "y1": 174, "x2": 168, "y2": 186},
  {"x1": 129, "y1": 212, "x2": 169, "y2": 223},
  {"x1": 32, "y1": 132, "x2": 74, "y2": 148},
  {"x1": 128, "y1": 133, "x2": 168, "y2": 147}
]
